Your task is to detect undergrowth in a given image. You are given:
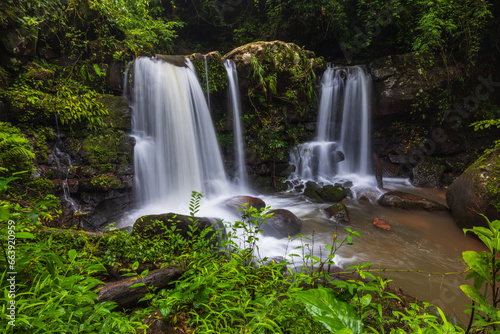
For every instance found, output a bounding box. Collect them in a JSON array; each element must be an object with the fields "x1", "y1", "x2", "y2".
[{"x1": 0, "y1": 182, "x2": 498, "y2": 333}]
